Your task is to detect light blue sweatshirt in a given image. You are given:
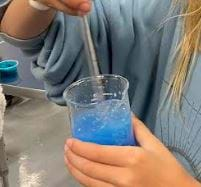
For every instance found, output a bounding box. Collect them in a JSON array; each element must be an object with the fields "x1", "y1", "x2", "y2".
[{"x1": 1, "y1": 0, "x2": 201, "y2": 181}]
